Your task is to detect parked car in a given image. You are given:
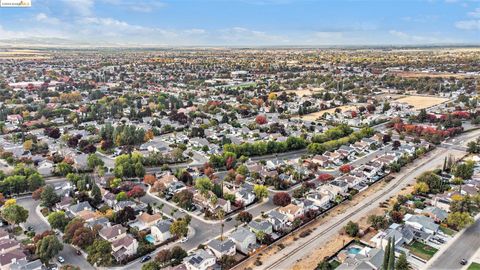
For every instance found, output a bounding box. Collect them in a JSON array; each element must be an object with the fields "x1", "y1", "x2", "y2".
[
  {"x1": 460, "y1": 259, "x2": 468, "y2": 265},
  {"x1": 180, "y1": 237, "x2": 188, "y2": 243},
  {"x1": 57, "y1": 256, "x2": 65, "y2": 263},
  {"x1": 141, "y1": 255, "x2": 151, "y2": 263},
  {"x1": 225, "y1": 217, "x2": 232, "y2": 222},
  {"x1": 76, "y1": 249, "x2": 81, "y2": 255}
]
